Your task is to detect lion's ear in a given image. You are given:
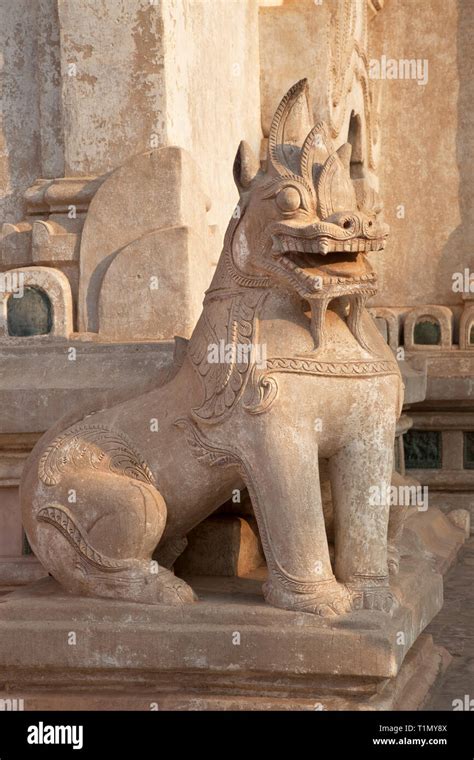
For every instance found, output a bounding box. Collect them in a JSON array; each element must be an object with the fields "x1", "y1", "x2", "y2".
[{"x1": 233, "y1": 141, "x2": 259, "y2": 192}]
